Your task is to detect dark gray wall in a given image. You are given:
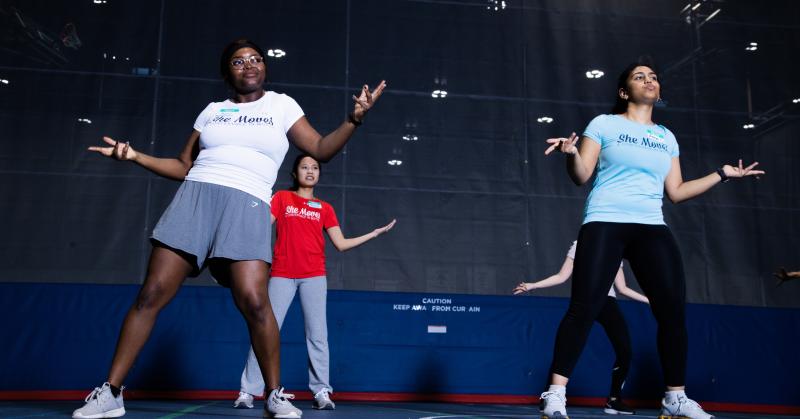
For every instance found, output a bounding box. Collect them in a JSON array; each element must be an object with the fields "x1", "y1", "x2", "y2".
[{"x1": 1, "y1": 0, "x2": 798, "y2": 307}]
